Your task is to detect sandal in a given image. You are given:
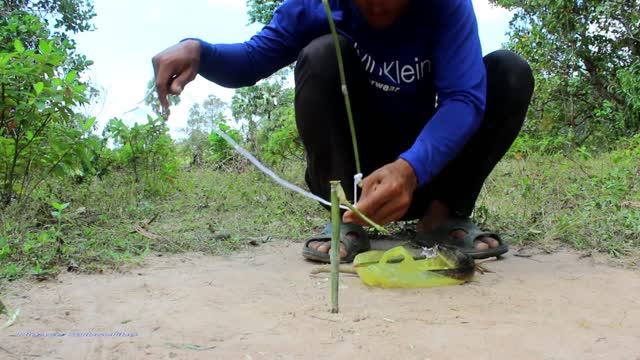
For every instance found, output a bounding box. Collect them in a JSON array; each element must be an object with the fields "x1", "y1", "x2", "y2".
[
  {"x1": 302, "y1": 223, "x2": 370, "y2": 263},
  {"x1": 412, "y1": 217, "x2": 508, "y2": 259}
]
